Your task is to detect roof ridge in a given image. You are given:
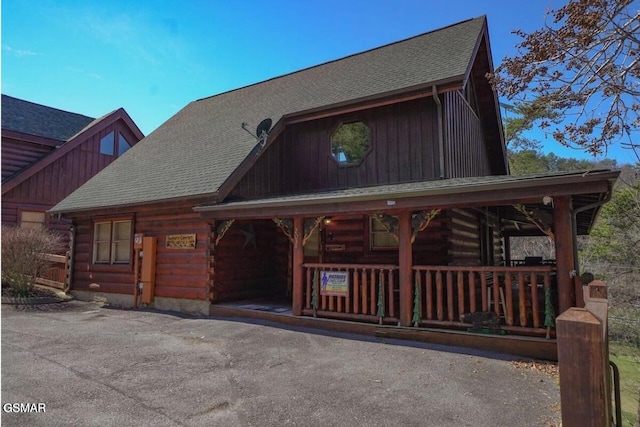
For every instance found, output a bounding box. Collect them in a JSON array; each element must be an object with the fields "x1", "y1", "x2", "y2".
[
  {"x1": 1, "y1": 94, "x2": 95, "y2": 121},
  {"x1": 194, "y1": 16, "x2": 485, "y2": 105}
]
